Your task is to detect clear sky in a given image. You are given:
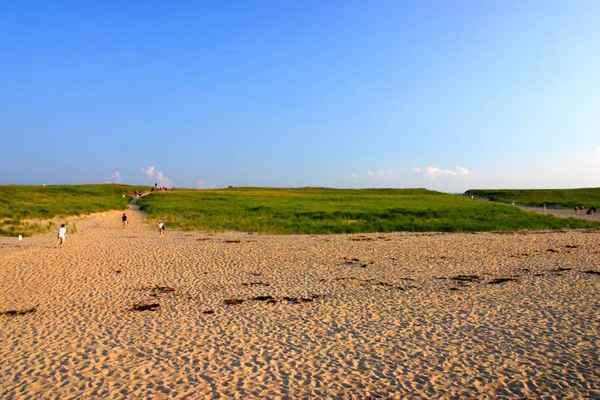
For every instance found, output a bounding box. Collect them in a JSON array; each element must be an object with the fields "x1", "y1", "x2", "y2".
[{"x1": 1, "y1": 1, "x2": 599, "y2": 192}]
